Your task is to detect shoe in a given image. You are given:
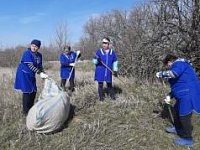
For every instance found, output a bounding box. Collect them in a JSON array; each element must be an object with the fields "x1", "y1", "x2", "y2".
[
  {"x1": 165, "y1": 126, "x2": 177, "y2": 134},
  {"x1": 174, "y1": 138, "x2": 193, "y2": 147}
]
